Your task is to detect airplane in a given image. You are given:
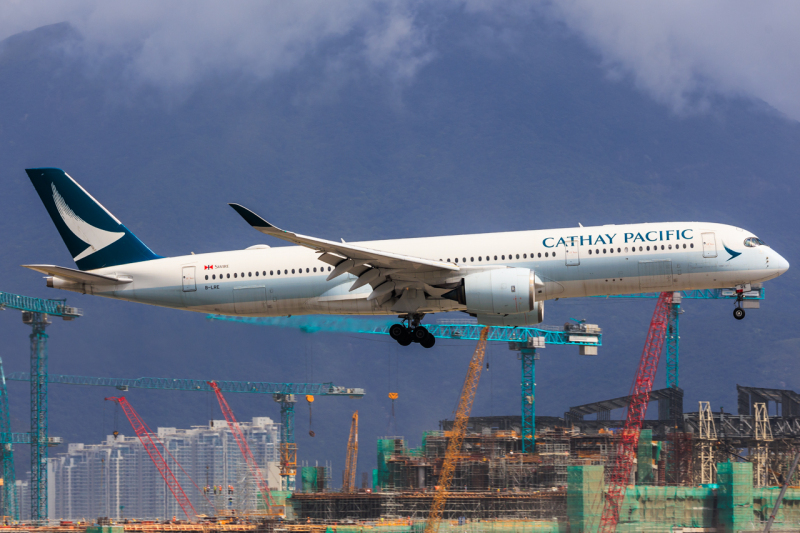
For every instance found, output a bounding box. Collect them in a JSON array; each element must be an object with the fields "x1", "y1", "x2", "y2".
[{"x1": 23, "y1": 168, "x2": 789, "y2": 349}]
